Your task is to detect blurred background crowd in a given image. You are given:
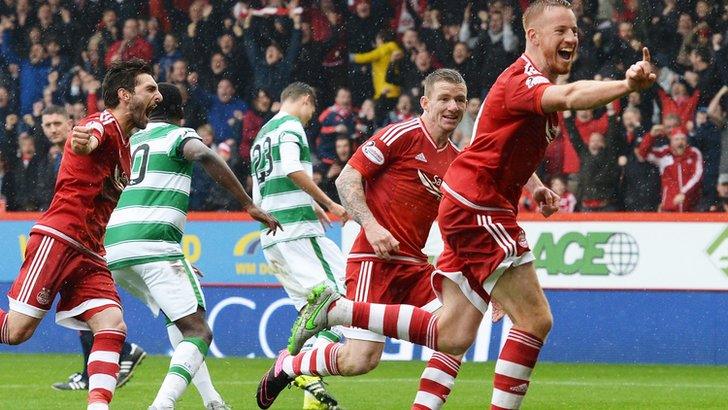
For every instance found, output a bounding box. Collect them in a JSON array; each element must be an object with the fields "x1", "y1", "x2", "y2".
[{"x1": 0, "y1": 0, "x2": 727, "y2": 213}]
